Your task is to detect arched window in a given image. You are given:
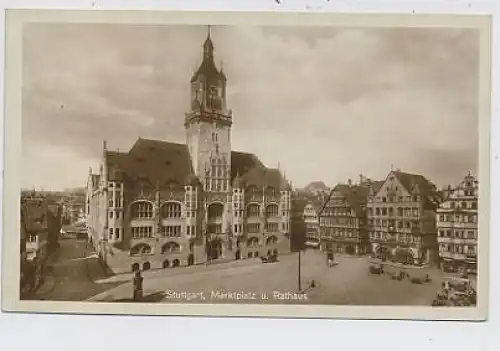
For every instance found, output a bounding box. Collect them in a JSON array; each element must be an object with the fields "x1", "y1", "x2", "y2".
[
  {"x1": 247, "y1": 204, "x2": 260, "y2": 217},
  {"x1": 266, "y1": 235, "x2": 278, "y2": 246},
  {"x1": 162, "y1": 202, "x2": 181, "y2": 218},
  {"x1": 266, "y1": 204, "x2": 279, "y2": 217},
  {"x1": 208, "y1": 203, "x2": 224, "y2": 219},
  {"x1": 131, "y1": 201, "x2": 153, "y2": 219},
  {"x1": 130, "y1": 244, "x2": 152, "y2": 256},
  {"x1": 162, "y1": 242, "x2": 181, "y2": 254},
  {"x1": 247, "y1": 237, "x2": 259, "y2": 247}
]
